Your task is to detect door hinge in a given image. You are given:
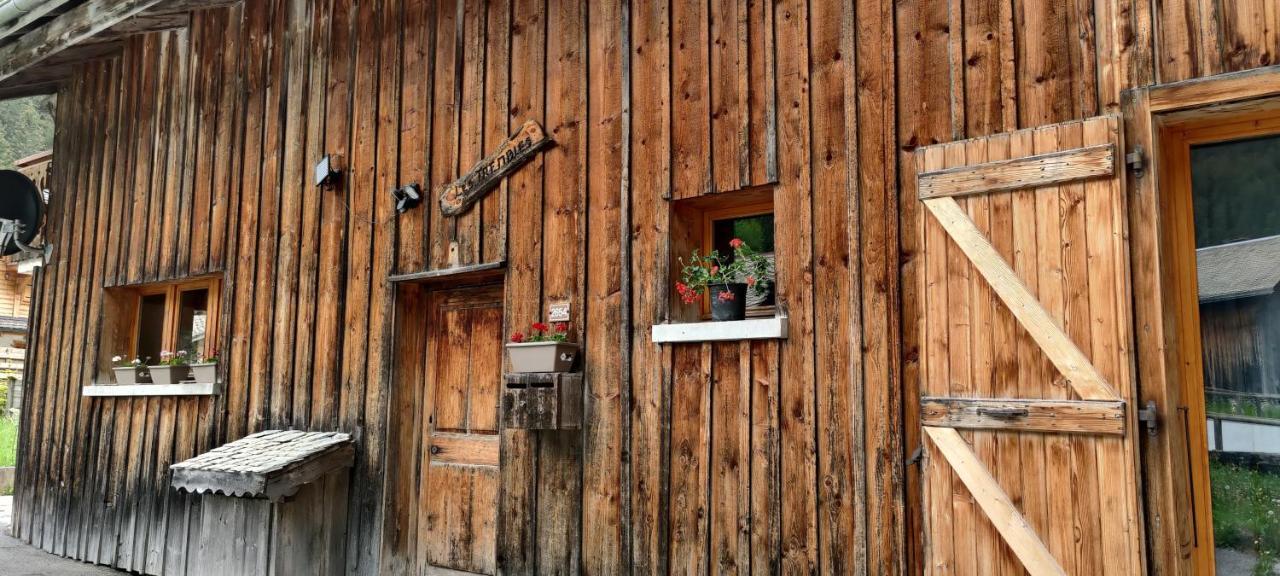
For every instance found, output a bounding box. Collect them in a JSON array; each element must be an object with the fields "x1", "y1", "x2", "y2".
[
  {"x1": 1137, "y1": 400, "x2": 1159, "y2": 436},
  {"x1": 907, "y1": 446, "x2": 923, "y2": 467},
  {"x1": 1126, "y1": 145, "x2": 1146, "y2": 179}
]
